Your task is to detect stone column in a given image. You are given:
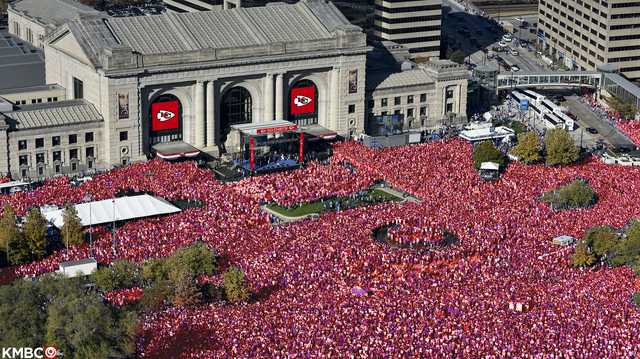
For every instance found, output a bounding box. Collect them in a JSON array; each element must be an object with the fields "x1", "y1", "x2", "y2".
[
  {"x1": 206, "y1": 81, "x2": 215, "y2": 147},
  {"x1": 329, "y1": 68, "x2": 340, "y2": 130},
  {"x1": 195, "y1": 81, "x2": 205, "y2": 147},
  {"x1": 264, "y1": 73, "x2": 274, "y2": 122},
  {"x1": 275, "y1": 73, "x2": 284, "y2": 121}
]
